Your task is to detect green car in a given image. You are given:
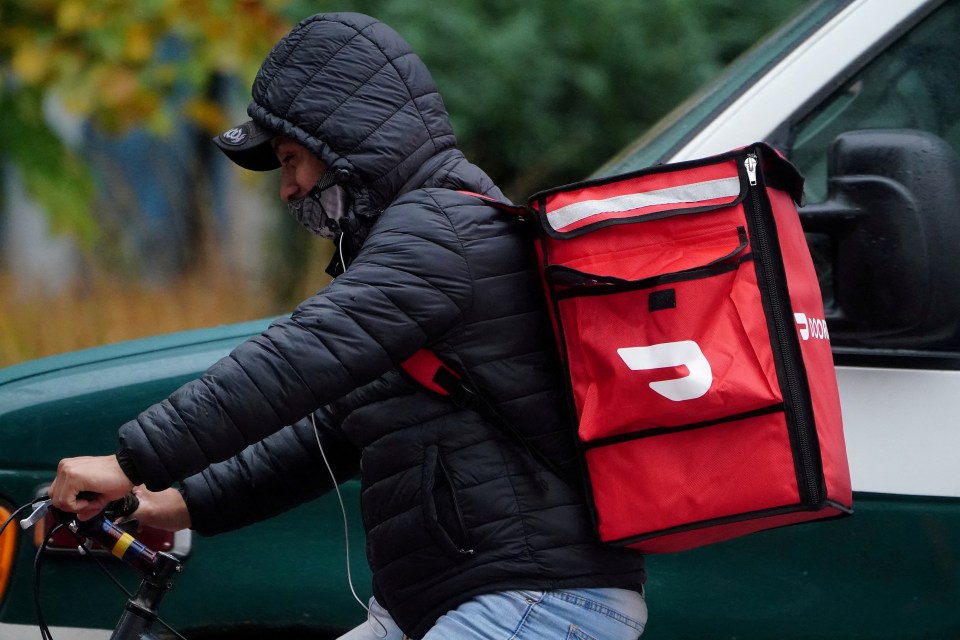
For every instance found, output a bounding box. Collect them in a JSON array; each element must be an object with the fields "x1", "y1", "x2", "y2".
[{"x1": 3, "y1": 0, "x2": 960, "y2": 637}]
